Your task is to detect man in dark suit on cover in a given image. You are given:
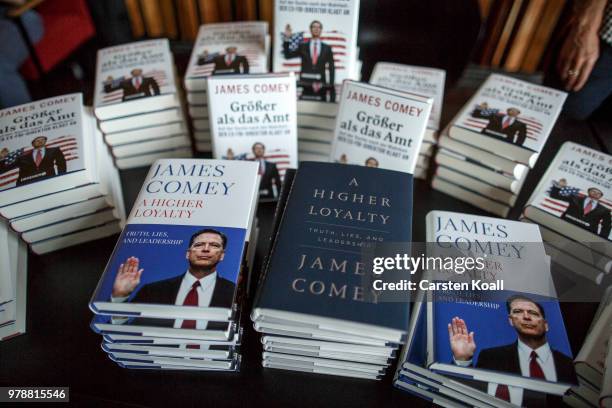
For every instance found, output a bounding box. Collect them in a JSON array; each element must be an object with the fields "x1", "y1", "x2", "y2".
[
  {"x1": 0, "y1": 136, "x2": 66, "y2": 186},
  {"x1": 449, "y1": 295, "x2": 577, "y2": 405},
  {"x1": 283, "y1": 20, "x2": 336, "y2": 102},
  {"x1": 549, "y1": 178, "x2": 611, "y2": 238},
  {"x1": 110, "y1": 229, "x2": 236, "y2": 329},
  {"x1": 212, "y1": 46, "x2": 249, "y2": 75},
  {"x1": 103, "y1": 68, "x2": 160, "y2": 102},
  {"x1": 252, "y1": 142, "x2": 281, "y2": 200},
  {"x1": 471, "y1": 102, "x2": 528, "y2": 146}
]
